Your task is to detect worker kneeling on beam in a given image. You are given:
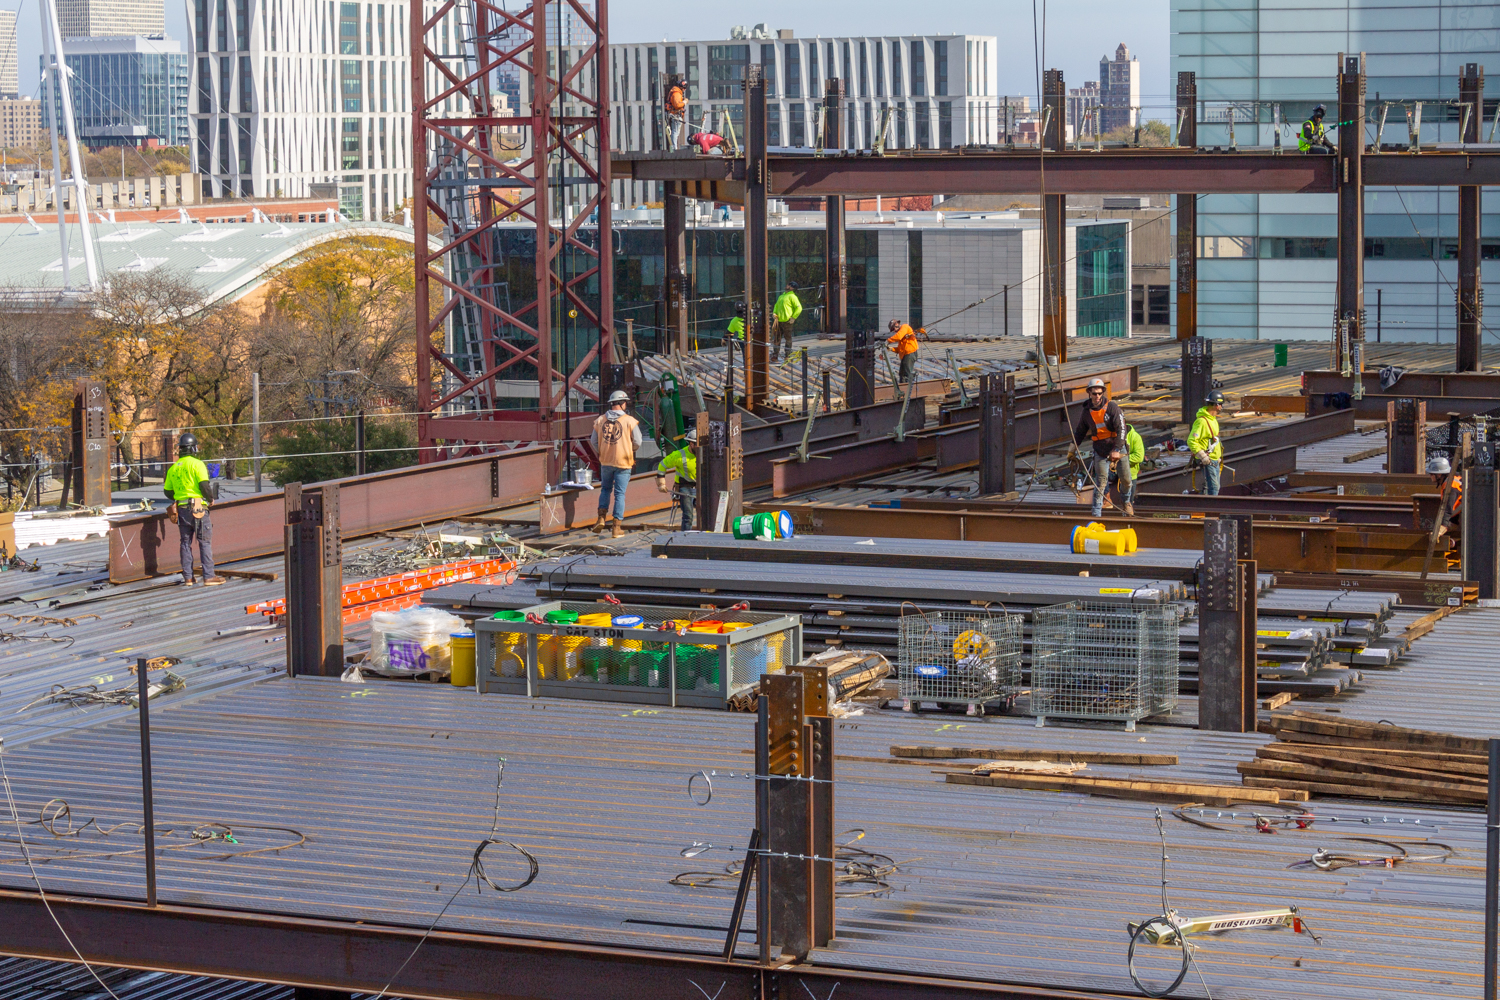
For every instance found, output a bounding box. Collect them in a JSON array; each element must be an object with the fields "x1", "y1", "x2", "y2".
[
  {"x1": 657, "y1": 427, "x2": 699, "y2": 531},
  {"x1": 886, "y1": 318, "x2": 921, "y2": 385},
  {"x1": 1299, "y1": 104, "x2": 1336, "y2": 154},
  {"x1": 1107, "y1": 422, "x2": 1145, "y2": 517},
  {"x1": 1189, "y1": 390, "x2": 1227, "y2": 496},
  {"x1": 1072, "y1": 378, "x2": 1132, "y2": 518},
  {"x1": 592, "y1": 390, "x2": 643, "y2": 539},
  {"x1": 163, "y1": 431, "x2": 225, "y2": 587},
  {"x1": 1428, "y1": 453, "x2": 1462, "y2": 536}
]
